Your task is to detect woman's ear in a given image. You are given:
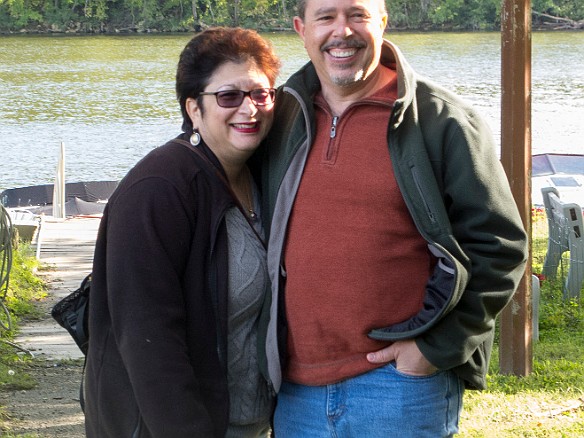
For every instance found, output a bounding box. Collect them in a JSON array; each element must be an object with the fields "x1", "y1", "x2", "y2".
[{"x1": 186, "y1": 97, "x2": 201, "y2": 129}]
